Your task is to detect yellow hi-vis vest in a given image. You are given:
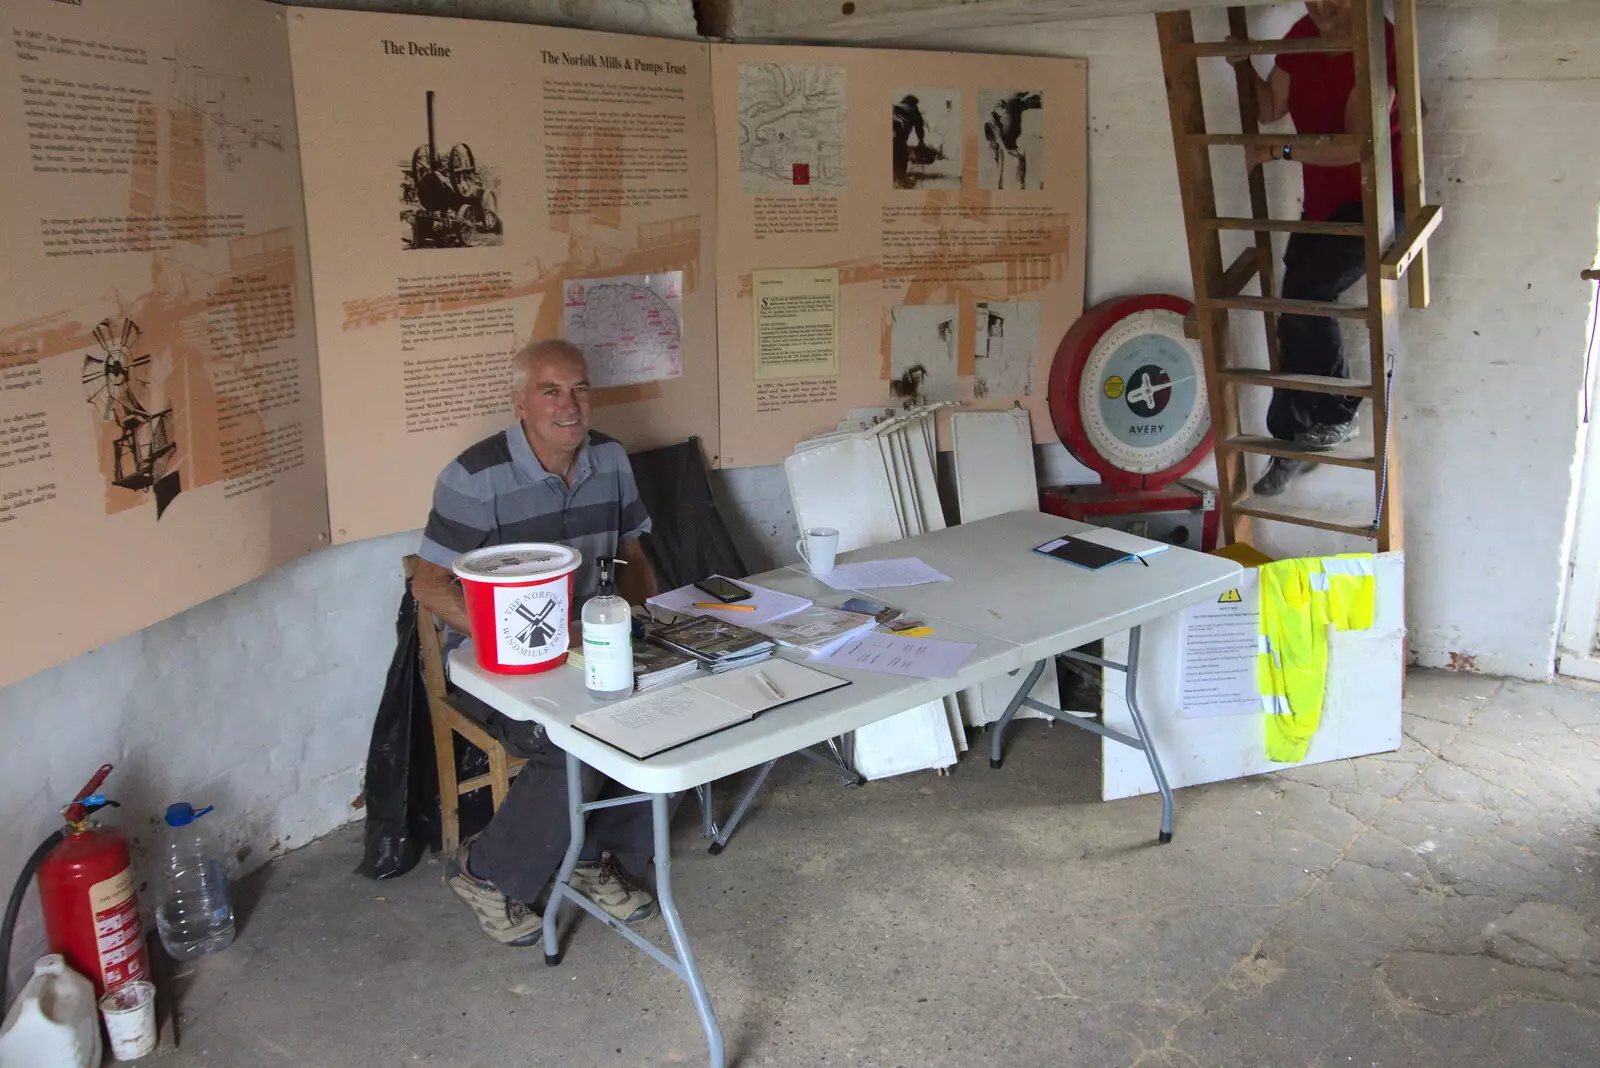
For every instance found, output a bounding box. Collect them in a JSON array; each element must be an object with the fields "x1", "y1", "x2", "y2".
[{"x1": 1257, "y1": 554, "x2": 1376, "y2": 763}]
